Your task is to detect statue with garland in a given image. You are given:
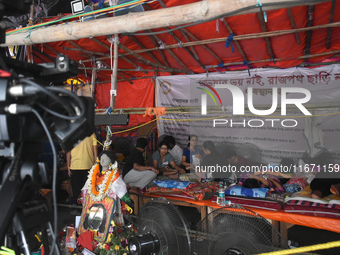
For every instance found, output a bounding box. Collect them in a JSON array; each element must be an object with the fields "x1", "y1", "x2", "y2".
[{"x1": 77, "y1": 149, "x2": 132, "y2": 242}]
